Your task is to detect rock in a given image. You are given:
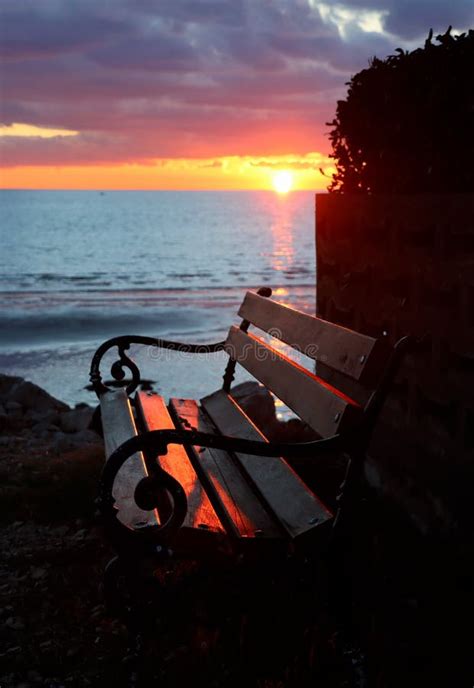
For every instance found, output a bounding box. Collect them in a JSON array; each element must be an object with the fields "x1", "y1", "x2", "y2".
[
  {"x1": 31, "y1": 420, "x2": 60, "y2": 436},
  {"x1": 231, "y1": 381, "x2": 277, "y2": 431},
  {"x1": 59, "y1": 407, "x2": 94, "y2": 434},
  {"x1": 73, "y1": 429, "x2": 102, "y2": 445},
  {"x1": 0, "y1": 414, "x2": 11, "y2": 432},
  {"x1": 7, "y1": 380, "x2": 68, "y2": 415},
  {"x1": 27, "y1": 409, "x2": 60, "y2": 426},
  {"x1": 51, "y1": 429, "x2": 101, "y2": 454},
  {"x1": 0, "y1": 373, "x2": 23, "y2": 401},
  {"x1": 73, "y1": 528, "x2": 88, "y2": 540},
  {"x1": 27, "y1": 670, "x2": 42, "y2": 682},
  {"x1": 5, "y1": 616, "x2": 25, "y2": 630},
  {"x1": 5, "y1": 401, "x2": 23, "y2": 418},
  {"x1": 273, "y1": 417, "x2": 318, "y2": 443},
  {"x1": 30, "y1": 567, "x2": 47, "y2": 580}
]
